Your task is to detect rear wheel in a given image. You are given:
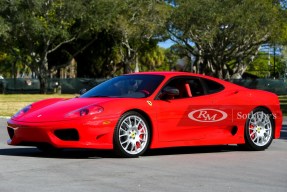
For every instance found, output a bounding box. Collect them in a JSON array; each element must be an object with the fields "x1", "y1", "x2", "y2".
[
  {"x1": 113, "y1": 112, "x2": 150, "y2": 158},
  {"x1": 243, "y1": 107, "x2": 274, "y2": 151}
]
